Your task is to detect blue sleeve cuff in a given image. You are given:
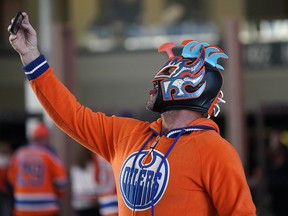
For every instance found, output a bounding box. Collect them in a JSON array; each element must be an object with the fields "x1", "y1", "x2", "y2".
[{"x1": 22, "y1": 55, "x2": 50, "y2": 81}]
